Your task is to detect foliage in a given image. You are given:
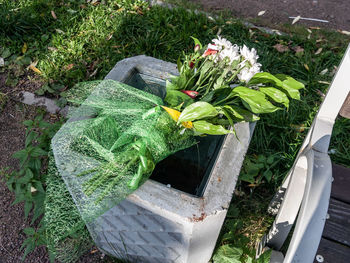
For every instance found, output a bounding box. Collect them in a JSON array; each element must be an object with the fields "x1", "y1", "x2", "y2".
[
  {"x1": 164, "y1": 38, "x2": 303, "y2": 135},
  {"x1": 5, "y1": 112, "x2": 63, "y2": 260}
]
